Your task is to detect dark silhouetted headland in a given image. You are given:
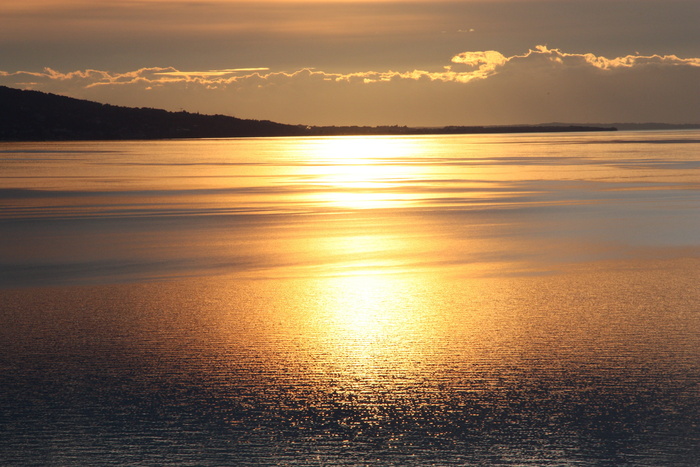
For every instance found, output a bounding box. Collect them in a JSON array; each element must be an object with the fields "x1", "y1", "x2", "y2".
[
  {"x1": 0, "y1": 85, "x2": 627, "y2": 141},
  {"x1": 0, "y1": 86, "x2": 307, "y2": 140}
]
